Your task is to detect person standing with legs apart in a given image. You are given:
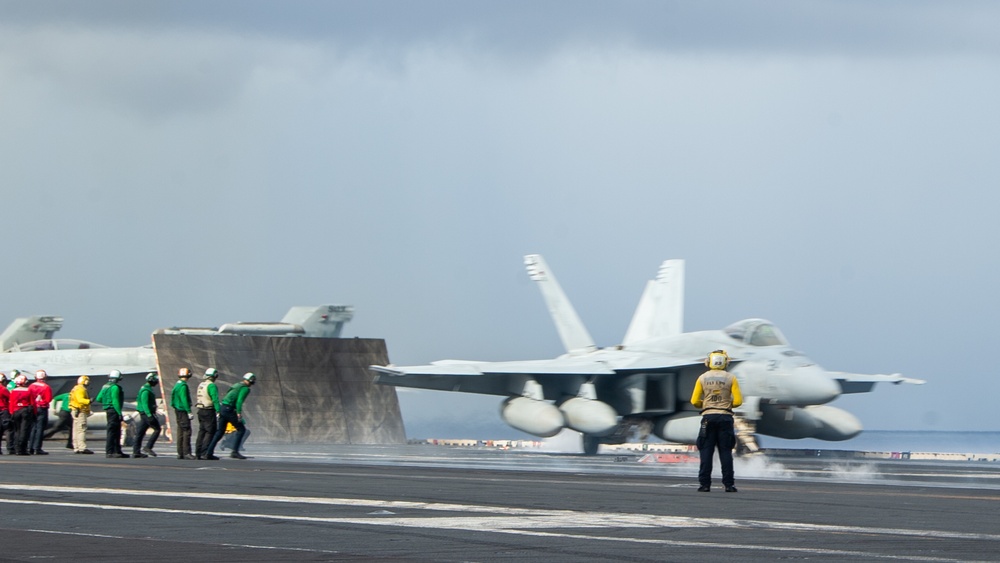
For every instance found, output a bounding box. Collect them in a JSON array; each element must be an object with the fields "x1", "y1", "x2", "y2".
[
  {"x1": 46, "y1": 393, "x2": 74, "y2": 449},
  {"x1": 96, "y1": 371, "x2": 128, "y2": 458},
  {"x1": 205, "y1": 372, "x2": 256, "y2": 460},
  {"x1": 691, "y1": 349, "x2": 743, "y2": 493},
  {"x1": 132, "y1": 372, "x2": 161, "y2": 458},
  {"x1": 69, "y1": 376, "x2": 94, "y2": 454},
  {"x1": 171, "y1": 368, "x2": 196, "y2": 460},
  {"x1": 28, "y1": 370, "x2": 52, "y2": 455},
  {"x1": 195, "y1": 368, "x2": 221, "y2": 460},
  {"x1": 9, "y1": 374, "x2": 33, "y2": 455}
]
